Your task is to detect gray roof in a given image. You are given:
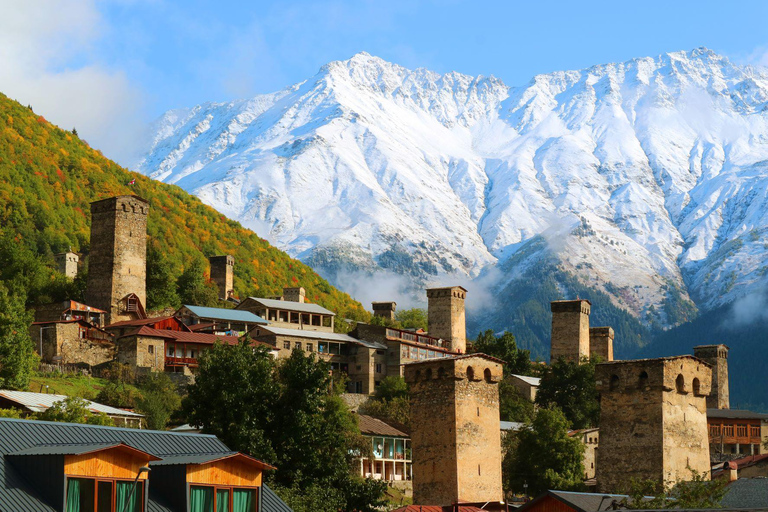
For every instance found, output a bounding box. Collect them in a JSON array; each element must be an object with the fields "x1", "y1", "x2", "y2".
[
  {"x1": 519, "y1": 490, "x2": 635, "y2": 512},
  {"x1": 500, "y1": 421, "x2": 525, "y2": 431},
  {"x1": 707, "y1": 408, "x2": 768, "y2": 420},
  {"x1": 149, "y1": 452, "x2": 237, "y2": 466},
  {"x1": 263, "y1": 485, "x2": 294, "y2": 512},
  {"x1": 244, "y1": 297, "x2": 335, "y2": 316},
  {"x1": 0, "y1": 418, "x2": 293, "y2": 512},
  {"x1": 0, "y1": 390, "x2": 143, "y2": 417},
  {"x1": 721, "y1": 478, "x2": 768, "y2": 509},
  {"x1": 260, "y1": 325, "x2": 363, "y2": 344},
  {"x1": 179, "y1": 305, "x2": 268, "y2": 324},
  {"x1": 510, "y1": 374, "x2": 541, "y2": 386}
]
